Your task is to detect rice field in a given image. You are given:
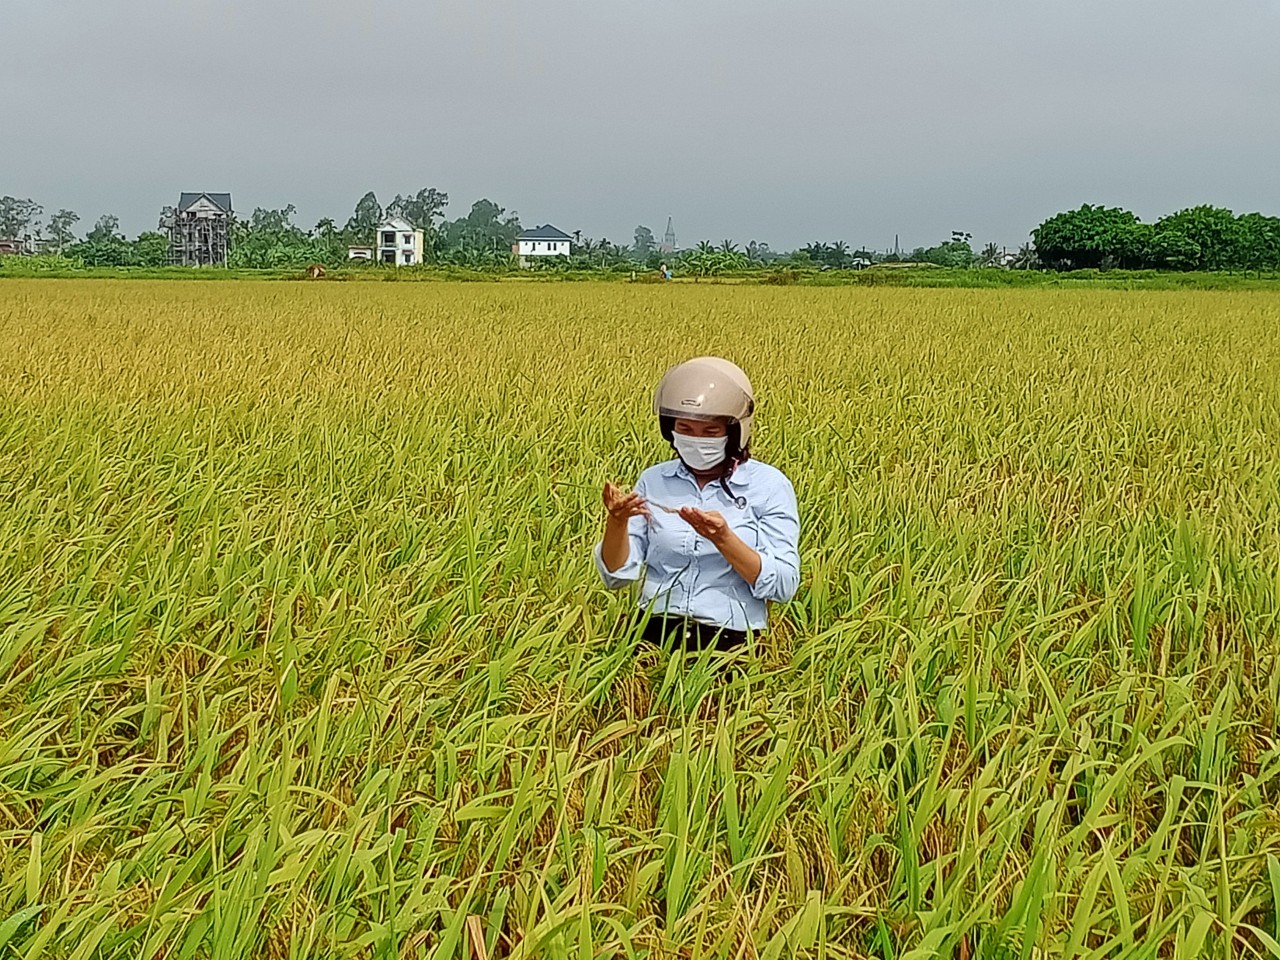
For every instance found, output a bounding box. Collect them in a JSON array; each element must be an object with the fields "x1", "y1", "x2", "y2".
[{"x1": 1, "y1": 278, "x2": 1278, "y2": 959}]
